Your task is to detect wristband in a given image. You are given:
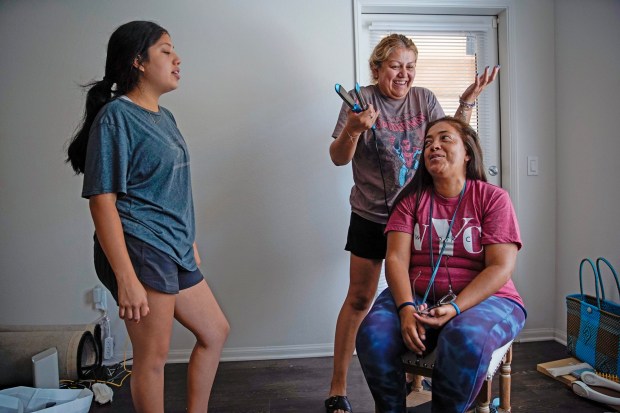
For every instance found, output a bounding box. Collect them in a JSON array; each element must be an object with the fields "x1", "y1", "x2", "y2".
[
  {"x1": 449, "y1": 301, "x2": 461, "y2": 315},
  {"x1": 397, "y1": 301, "x2": 415, "y2": 313},
  {"x1": 458, "y1": 96, "x2": 476, "y2": 109}
]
